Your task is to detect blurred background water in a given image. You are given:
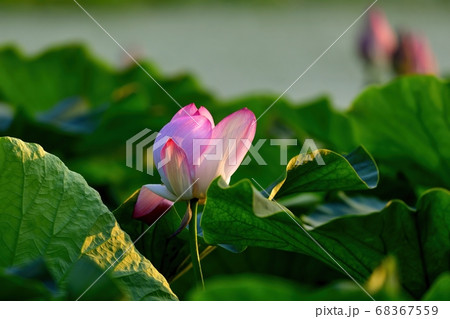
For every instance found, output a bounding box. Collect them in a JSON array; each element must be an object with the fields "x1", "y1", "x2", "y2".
[{"x1": 0, "y1": 0, "x2": 449, "y2": 108}]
